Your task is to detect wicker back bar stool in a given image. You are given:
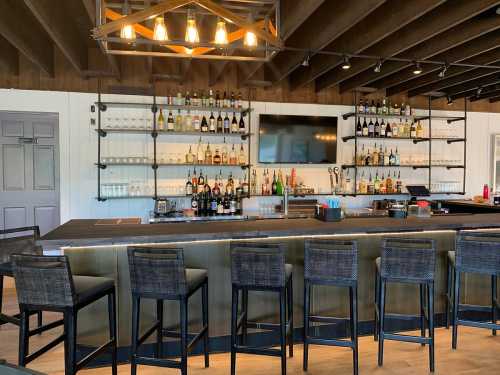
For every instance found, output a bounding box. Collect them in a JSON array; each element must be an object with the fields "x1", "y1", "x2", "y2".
[
  {"x1": 11, "y1": 254, "x2": 117, "y2": 375},
  {"x1": 0, "y1": 227, "x2": 43, "y2": 329},
  {"x1": 374, "y1": 238, "x2": 436, "y2": 372},
  {"x1": 448, "y1": 231, "x2": 500, "y2": 349},
  {"x1": 303, "y1": 239, "x2": 358, "y2": 375},
  {"x1": 127, "y1": 246, "x2": 209, "y2": 375},
  {"x1": 230, "y1": 242, "x2": 293, "y2": 375}
]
